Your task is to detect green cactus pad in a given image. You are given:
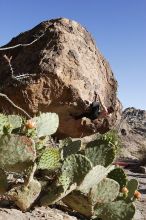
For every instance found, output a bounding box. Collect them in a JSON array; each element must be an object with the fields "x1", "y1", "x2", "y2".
[
  {"x1": 90, "y1": 178, "x2": 120, "y2": 205},
  {"x1": 37, "y1": 148, "x2": 61, "y2": 171},
  {"x1": 64, "y1": 178, "x2": 120, "y2": 217},
  {"x1": 107, "y1": 167, "x2": 127, "y2": 189},
  {"x1": 0, "y1": 169, "x2": 8, "y2": 194},
  {"x1": 0, "y1": 114, "x2": 22, "y2": 134},
  {"x1": 94, "y1": 200, "x2": 135, "y2": 220},
  {"x1": 101, "y1": 130, "x2": 121, "y2": 153},
  {"x1": 43, "y1": 154, "x2": 92, "y2": 205},
  {"x1": 61, "y1": 154, "x2": 92, "y2": 185},
  {"x1": 59, "y1": 173, "x2": 71, "y2": 192},
  {"x1": 0, "y1": 134, "x2": 36, "y2": 172},
  {"x1": 61, "y1": 140, "x2": 81, "y2": 159},
  {"x1": 63, "y1": 190, "x2": 93, "y2": 217},
  {"x1": 35, "y1": 136, "x2": 50, "y2": 151},
  {"x1": 40, "y1": 183, "x2": 77, "y2": 206},
  {"x1": 78, "y1": 165, "x2": 114, "y2": 193},
  {"x1": 33, "y1": 113, "x2": 59, "y2": 137},
  {"x1": 59, "y1": 137, "x2": 72, "y2": 148},
  {"x1": 127, "y1": 179, "x2": 138, "y2": 200},
  {"x1": 7, "y1": 115, "x2": 22, "y2": 130},
  {"x1": 8, "y1": 179, "x2": 41, "y2": 211},
  {"x1": 84, "y1": 139, "x2": 115, "y2": 167}
]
